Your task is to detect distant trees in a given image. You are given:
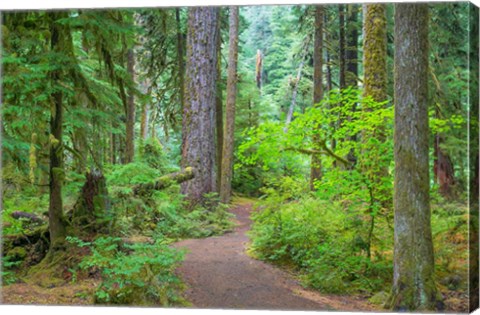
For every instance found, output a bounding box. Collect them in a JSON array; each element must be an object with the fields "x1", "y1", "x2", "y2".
[
  {"x1": 388, "y1": 4, "x2": 441, "y2": 311},
  {"x1": 181, "y1": 7, "x2": 220, "y2": 203}
]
